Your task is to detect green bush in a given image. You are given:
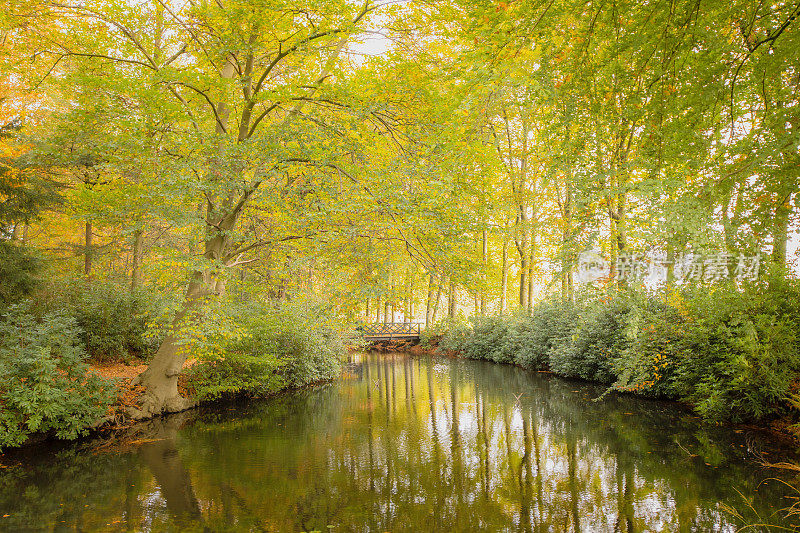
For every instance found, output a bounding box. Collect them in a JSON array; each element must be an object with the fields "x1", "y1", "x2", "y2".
[
  {"x1": 461, "y1": 316, "x2": 509, "y2": 362},
  {"x1": 550, "y1": 296, "x2": 631, "y2": 383},
  {"x1": 0, "y1": 241, "x2": 41, "y2": 307},
  {"x1": 670, "y1": 283, "x2": 800, "y2": 421},
  {"x1": 0, "y1": 306, "x2": 115, "y2": 450},
  {"x1": 430, "y1": 280, "x2": 800, "y2": 423},
  {"x1": 612, "y1": 298, "x2": 684, "y2": 398},
  {"x1": 437, "y1": 316, "x2": 472, "y2": 352},
  {"x1": 512, "y1": 301, "x2": 578, "y2": 369},
  {"x1": 185, "y1": 298, "x2": 348, "y2": 400},
  {"x1": 62, "y1": 281, "x2": 162, "y2": 362}
]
